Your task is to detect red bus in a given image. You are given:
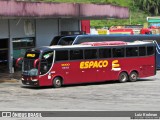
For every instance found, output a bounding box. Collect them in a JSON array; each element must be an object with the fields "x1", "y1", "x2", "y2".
[
  {"x1": 109, "y1": 28, "x2": 134, "y2": 35},
  {"x1": 17, "y1": 41, "x2": 156, "y2": 88}
]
